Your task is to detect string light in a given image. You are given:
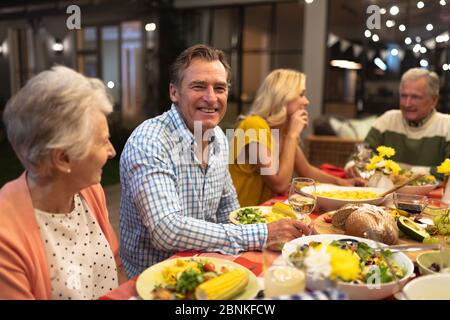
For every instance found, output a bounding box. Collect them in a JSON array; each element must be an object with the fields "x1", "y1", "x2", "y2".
[
  {"x1": 426, "y1": 24, "x2": 434, "y2": 31},
  {"x1": 417, "y1": 1, "x2": 424, "y2": 9},
  {"x1": 364, "y1": 30, "x2": 372, "y2": 38},
  {"x1": 405, "y1": 37, "x2": 412, "y2": 45},
  {"x1": 372, "y1": 34, "x2": 379, "y2": 42},
  {"x1": 390, "y1": 6, "x2": 399, "y2": 15},
  {"x1": 399, "y1": 24, "x2": 406, "y2": 32}
]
